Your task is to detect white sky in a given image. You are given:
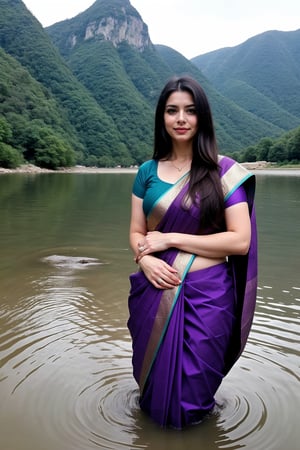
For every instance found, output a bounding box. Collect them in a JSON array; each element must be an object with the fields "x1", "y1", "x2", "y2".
[{"x1": 23, "y1": 0, "x2": 300, "y2": 58}]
